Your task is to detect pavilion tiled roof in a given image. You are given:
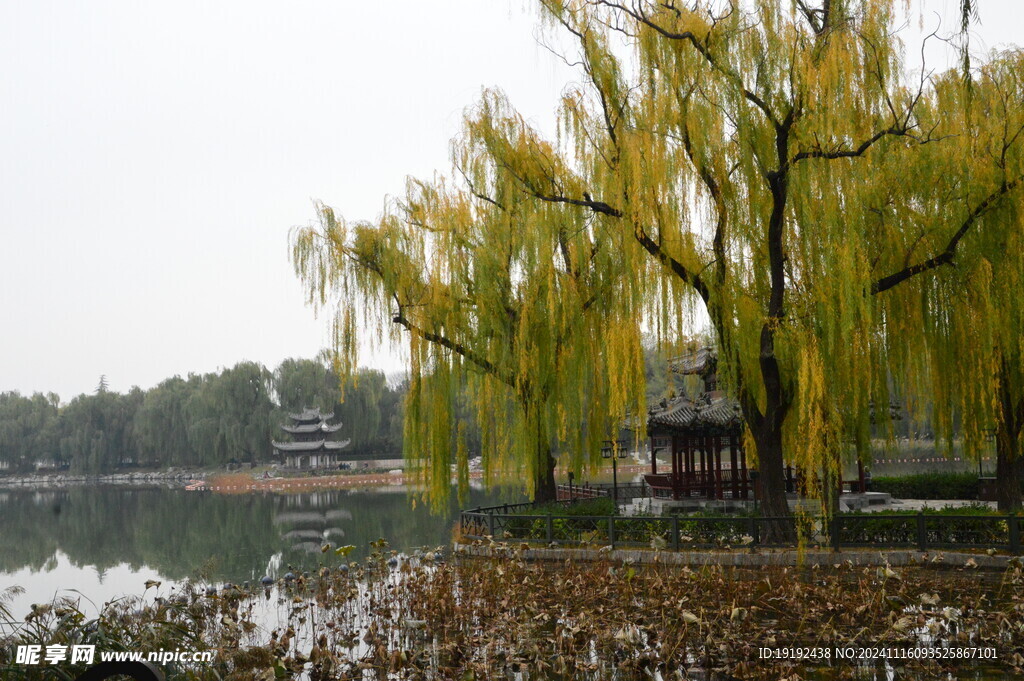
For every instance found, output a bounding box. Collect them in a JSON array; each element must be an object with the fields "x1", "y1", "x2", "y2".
[
  {"x1": 272, "y1": 438, "x2": 352, "y2": 453},
  {"x1": 281, "y1": 421, "x2": 345, "y2": 435},
  {"x1": 647, "y1": 392, "x2": 743, "y2": 431},
  {"x1": 667, "y1": 346, "x2": 716, "y2": 376},
  {"x1": 288, "y1": 408, "x2": 335, "y2": 423}
]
